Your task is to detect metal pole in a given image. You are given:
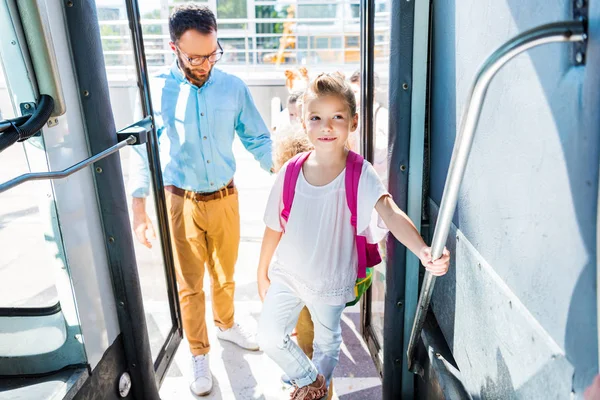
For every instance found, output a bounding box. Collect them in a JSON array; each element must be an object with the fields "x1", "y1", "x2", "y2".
[
  {"x1": 597, "y1": 159, "x2": 600, "y2": 371},
  {"x1": 358, "y1": 0, "x2": 375, "y2": 350},
  {"x1": 0, "y1": 135, "x2": 135, "y2": 194},
  {"x1": 360, "y1": 0, "x2": 375, "y2": 163},
  {"x1": 407, "y1": 20, "x2": 587, "y2": 372},
  {"x1": 597, "y1": 159, "x2": 600, "y2": 372}
]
